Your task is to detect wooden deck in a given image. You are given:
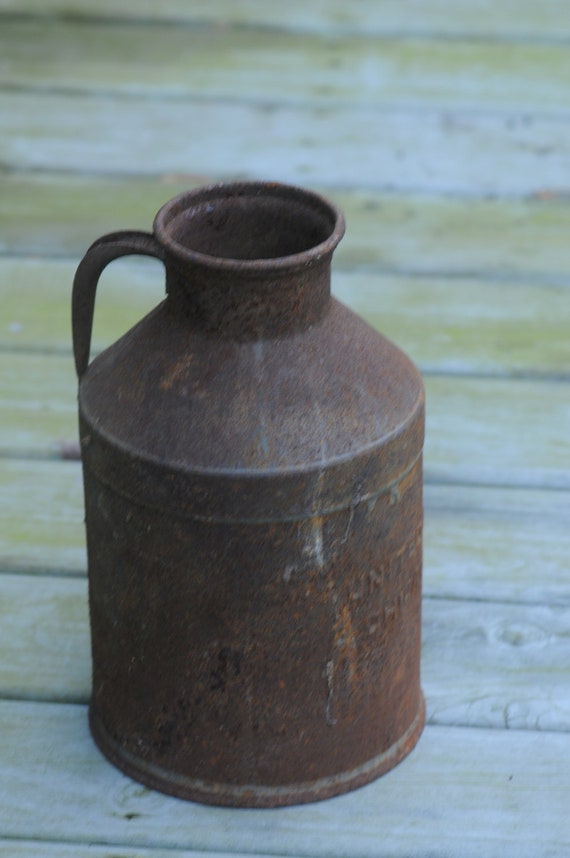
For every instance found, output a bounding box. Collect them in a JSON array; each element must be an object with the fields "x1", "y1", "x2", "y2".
[{"x1": 1, "y1": 2, "x2": 569, "y2": 855}]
